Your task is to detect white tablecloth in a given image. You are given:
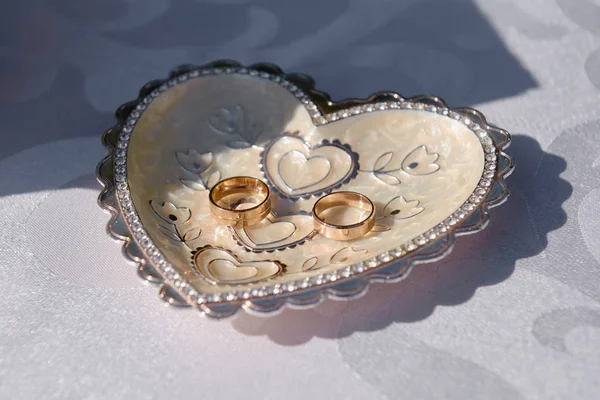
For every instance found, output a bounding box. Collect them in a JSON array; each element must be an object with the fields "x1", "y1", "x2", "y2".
[{"x1": 1, "y1": 0, "x2": 599, "y2": 398}]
